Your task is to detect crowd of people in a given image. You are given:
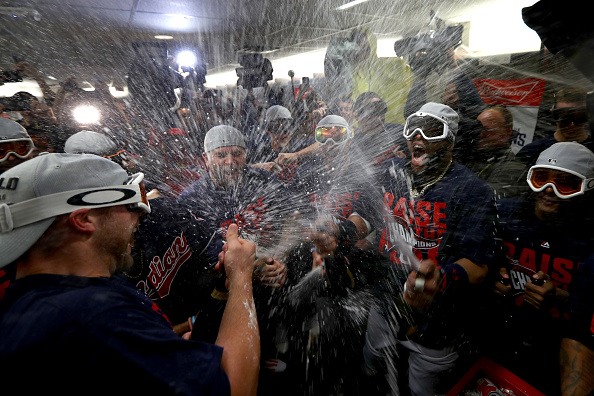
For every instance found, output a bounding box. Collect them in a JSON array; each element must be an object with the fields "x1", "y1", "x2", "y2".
[{"x1": 0, "y1": 27, "x2": 593, "y2": 396}]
